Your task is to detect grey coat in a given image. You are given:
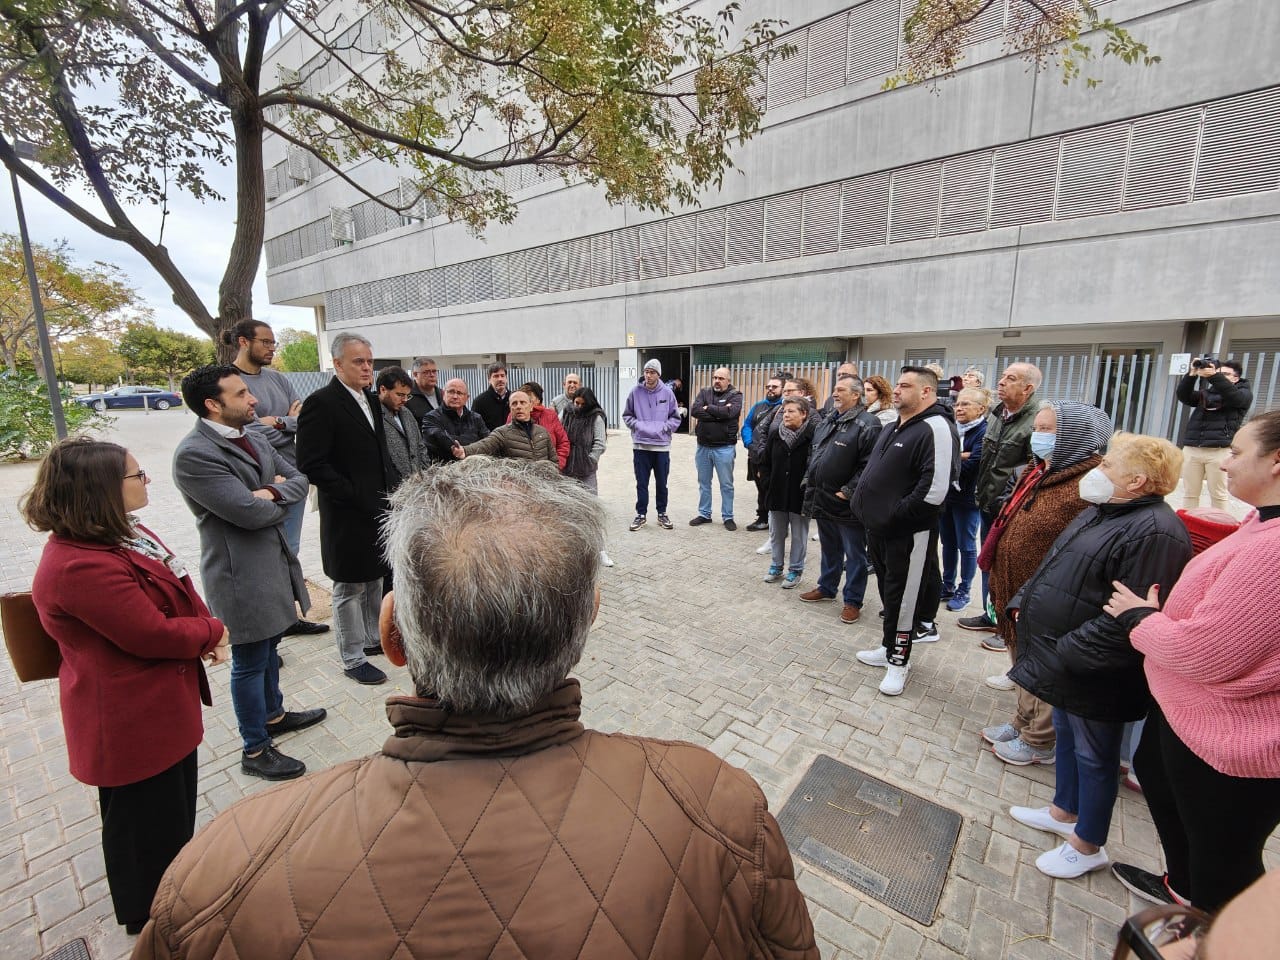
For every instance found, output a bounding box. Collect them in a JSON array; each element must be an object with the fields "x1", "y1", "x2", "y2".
[
  {"x1": 172, "y1": 420, "x2": 310, "y2": 644},
  {"x1": 381, "y1": 405, "x2": 426, "y2": 490}
]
